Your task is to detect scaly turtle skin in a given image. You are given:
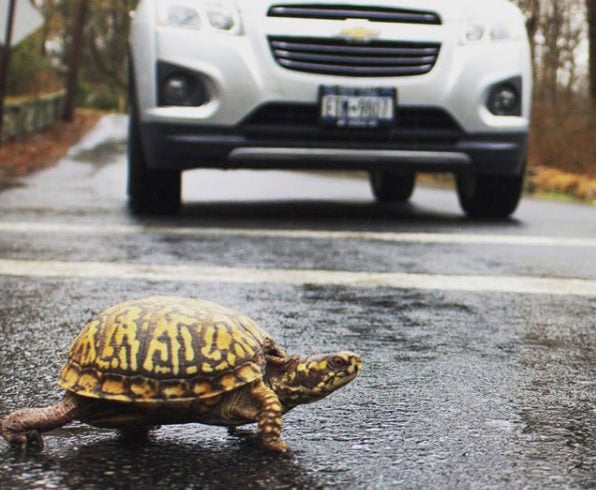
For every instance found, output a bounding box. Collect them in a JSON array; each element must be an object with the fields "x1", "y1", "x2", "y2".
[{"x1": 0, "y1": 296, "x2": 361, "y2": 453}]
